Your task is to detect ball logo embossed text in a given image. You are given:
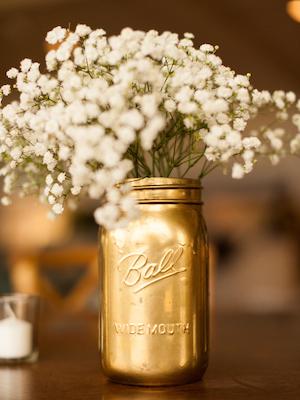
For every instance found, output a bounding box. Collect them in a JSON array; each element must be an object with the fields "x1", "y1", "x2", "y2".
[{"x1": 117, "y1": 245, "x2": 186, "y2": 293}]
